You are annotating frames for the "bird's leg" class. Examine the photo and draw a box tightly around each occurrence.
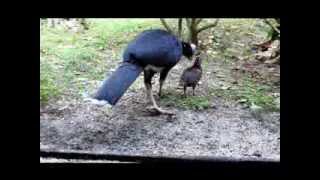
[192,86,196,96]
[158,69,170,98]
[144,70,173,115]
[145,82,174,115]
[145,83,158,109]
[158,80,163,98]
[183,86,187,98]
[144,70,155,105]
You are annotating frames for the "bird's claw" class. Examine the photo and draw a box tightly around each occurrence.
[146,106,175,115]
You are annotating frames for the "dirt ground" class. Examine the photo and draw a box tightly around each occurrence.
[40,53,280,162]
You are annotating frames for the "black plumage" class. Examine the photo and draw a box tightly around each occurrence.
[180,56,202,97]
[94,29,196,114]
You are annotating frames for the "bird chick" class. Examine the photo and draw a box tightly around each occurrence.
[179,55,202,97]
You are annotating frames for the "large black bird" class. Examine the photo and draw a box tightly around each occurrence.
[93,29,196,114]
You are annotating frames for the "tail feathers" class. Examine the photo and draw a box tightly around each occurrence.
[94,62,143,105]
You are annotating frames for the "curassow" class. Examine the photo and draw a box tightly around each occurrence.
[179,55,202,97]
[93,29,196,114]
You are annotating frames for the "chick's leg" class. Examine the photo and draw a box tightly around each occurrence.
[192,86,196,96]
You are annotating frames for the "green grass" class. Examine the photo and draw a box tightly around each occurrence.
[86,19,162,50]
[158,80,276,111]
[238,78,277,111]
[209,78,278,111]
[40,59,61,103]
[160,90,211,110]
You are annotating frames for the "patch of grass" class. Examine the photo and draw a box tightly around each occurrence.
[160,91,211,110]
[40,59,61,103]
[210,88,237,101]
[209,78,278,111]
[87,19,162,50]
[58,47,98,73]
[238,78,277,111]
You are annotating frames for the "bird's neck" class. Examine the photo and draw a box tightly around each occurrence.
[192,59,202,69]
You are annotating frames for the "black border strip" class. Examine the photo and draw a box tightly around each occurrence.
[40,149,279,165]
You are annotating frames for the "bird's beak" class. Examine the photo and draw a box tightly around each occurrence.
[190,43,197,60]
[191,43,196,54]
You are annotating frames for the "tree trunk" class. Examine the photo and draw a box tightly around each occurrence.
[177,18,183,38]
[189,30,199,45]
[79,19,89,30]
[159,18,219,46]
[188,18,199,45]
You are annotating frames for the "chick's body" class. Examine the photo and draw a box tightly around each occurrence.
[180,56,202,96]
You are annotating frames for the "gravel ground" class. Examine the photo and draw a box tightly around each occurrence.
[40,93,280,161]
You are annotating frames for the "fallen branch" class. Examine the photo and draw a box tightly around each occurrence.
[197,19,220,33]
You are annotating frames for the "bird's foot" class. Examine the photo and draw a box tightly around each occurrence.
[83,97,113,116]
[146,106,175,115]
[84,97,110,107]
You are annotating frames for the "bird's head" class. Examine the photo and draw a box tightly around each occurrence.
[182,42,196,60]
[193,53,202,68]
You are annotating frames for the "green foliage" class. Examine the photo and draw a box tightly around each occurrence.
[266,28,274,39]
